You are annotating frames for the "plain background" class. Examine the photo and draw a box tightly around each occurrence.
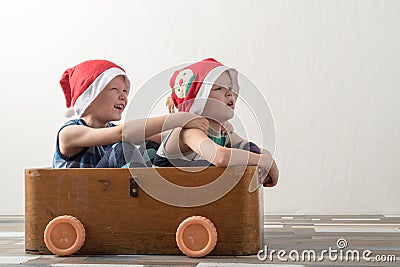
[0,0,399,215]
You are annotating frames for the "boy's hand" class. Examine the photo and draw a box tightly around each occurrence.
[258,153,279,187]
[166,96,175,113]
[221,121,234,135]
[183,117,209,133]
[258,167,278,187]
[262,173,278,187]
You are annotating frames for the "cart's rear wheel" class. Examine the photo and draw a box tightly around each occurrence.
[176,216,217,257]
[44,215,85,256]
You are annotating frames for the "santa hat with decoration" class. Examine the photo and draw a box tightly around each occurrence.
[60,59,130,118]
[169,58,239,115]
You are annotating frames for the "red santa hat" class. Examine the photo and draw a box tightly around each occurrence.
[170,58,239,114]
[60,59,130,117]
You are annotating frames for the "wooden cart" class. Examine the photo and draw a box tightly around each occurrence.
[25,166,263,257]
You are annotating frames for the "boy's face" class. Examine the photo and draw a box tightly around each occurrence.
[202,71,236,122]
[84,75,129,122]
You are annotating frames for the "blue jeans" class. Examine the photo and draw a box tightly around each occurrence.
[96,142,147,168]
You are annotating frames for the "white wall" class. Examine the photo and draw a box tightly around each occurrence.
[1,0,399,215]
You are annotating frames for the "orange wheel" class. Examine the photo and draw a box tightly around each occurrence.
[44,215,85,256]
[176,216,217,257]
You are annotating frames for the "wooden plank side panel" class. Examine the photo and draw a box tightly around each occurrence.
[25,167,263,255]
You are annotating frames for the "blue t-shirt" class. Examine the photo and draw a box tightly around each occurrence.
[52,119,115,168]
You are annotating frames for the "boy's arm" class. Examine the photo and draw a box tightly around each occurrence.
[181,128,274,169]
[230,132,279,187]
[123,112,208,145]
[59,112,208,156]
[59,125,124,157]
[145,133,162,144]
[196,129,279,187]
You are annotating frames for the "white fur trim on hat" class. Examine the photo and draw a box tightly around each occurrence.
[73,67,128,117]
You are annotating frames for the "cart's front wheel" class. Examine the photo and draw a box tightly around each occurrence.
[44,215,85,256]
[176,216,217,257]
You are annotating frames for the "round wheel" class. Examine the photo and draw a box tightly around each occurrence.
[176,216,217,257]
[44,215,85,256]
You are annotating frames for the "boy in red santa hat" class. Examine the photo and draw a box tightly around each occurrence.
[153,58,279,187]
[53,59,208,168]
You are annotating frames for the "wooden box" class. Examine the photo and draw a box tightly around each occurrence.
[25,166,263,255]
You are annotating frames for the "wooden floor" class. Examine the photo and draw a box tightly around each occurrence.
[0,215,399,266]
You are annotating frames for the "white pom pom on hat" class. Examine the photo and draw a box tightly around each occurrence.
[64,107,76,118]
[59,59,130,118]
